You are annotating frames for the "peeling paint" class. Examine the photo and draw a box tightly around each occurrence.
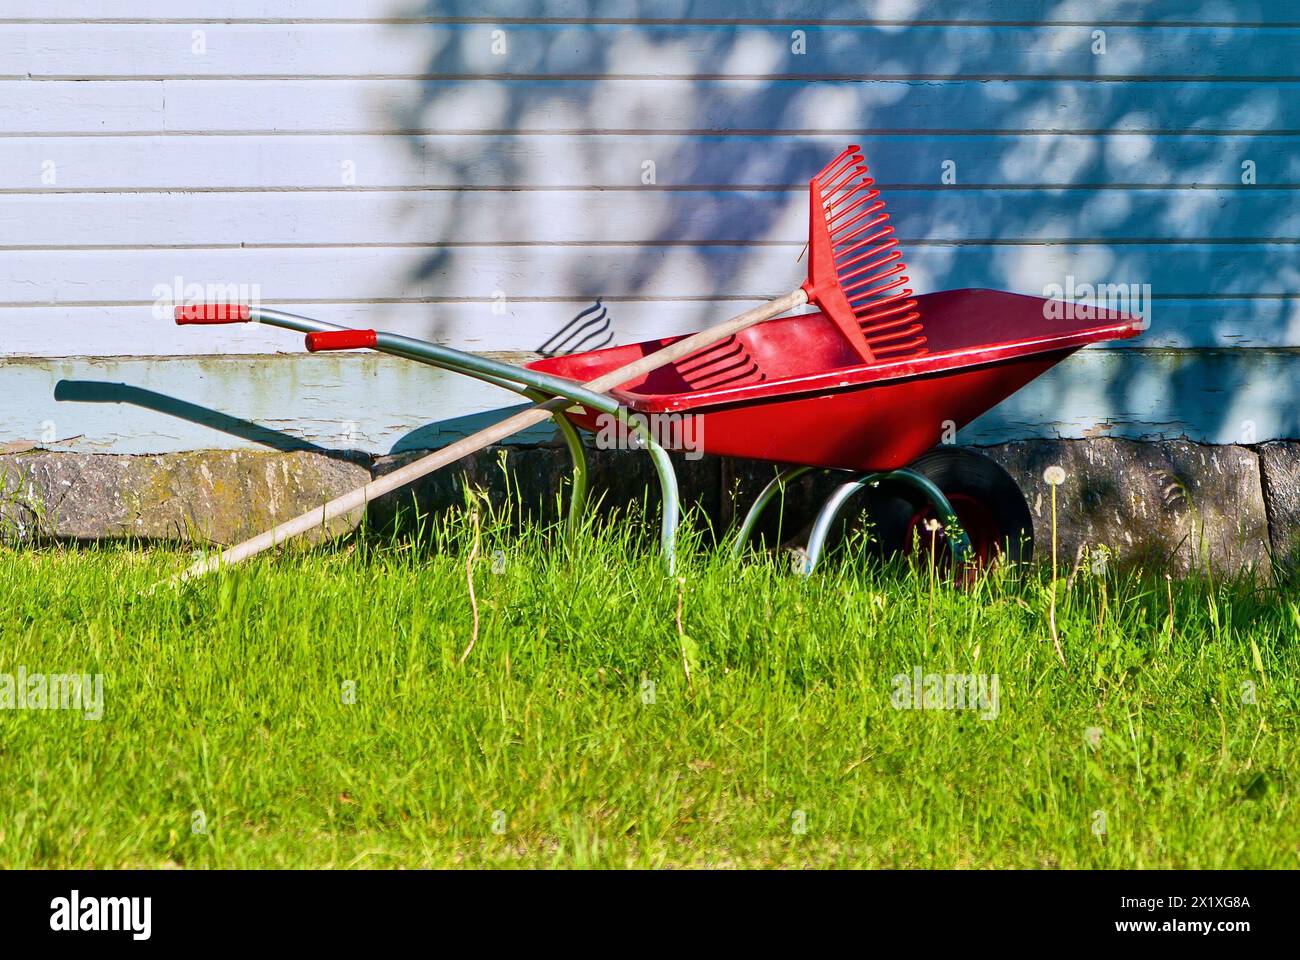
[5,351,1300,456]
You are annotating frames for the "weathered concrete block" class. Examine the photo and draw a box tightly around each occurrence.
[0,440,1284,577]
[368,442,724,533]
[979,439,1270,575]
[720,457,857,547]
[0,450,370,544]
[368,444,575,532]
[1259,441,1300,574]
[720,441,1273,574]
[585,447,724,524]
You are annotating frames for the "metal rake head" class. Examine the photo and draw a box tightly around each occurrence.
[801,145,925,363]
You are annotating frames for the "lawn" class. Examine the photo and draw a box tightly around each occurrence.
[1,503,1297,868]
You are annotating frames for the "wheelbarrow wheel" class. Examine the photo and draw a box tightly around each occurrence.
[871,448,1033,569]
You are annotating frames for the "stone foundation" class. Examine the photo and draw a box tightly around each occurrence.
[2,440,1296,576]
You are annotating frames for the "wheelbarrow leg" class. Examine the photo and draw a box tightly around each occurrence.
[556,416,591,541]
[802,468,972,575]
[520,398,676,573]
[523,388,589,540]
[731,465,817,558]
[803,473,879,574]
[624,417,680,574]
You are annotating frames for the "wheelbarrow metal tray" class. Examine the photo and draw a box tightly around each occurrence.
[527,288,1141,473]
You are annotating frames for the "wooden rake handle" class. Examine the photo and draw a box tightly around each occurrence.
[179,288,809,579]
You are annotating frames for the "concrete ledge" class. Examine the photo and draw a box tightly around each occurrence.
[980,440,1271,575]
[368,446,725,532]
[1260,441,1300,575]
[1,440,1294,577]
[0,449,370,544]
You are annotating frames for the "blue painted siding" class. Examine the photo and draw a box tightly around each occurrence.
[1,2,1297,455]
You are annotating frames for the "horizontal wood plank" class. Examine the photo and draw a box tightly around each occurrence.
[1,298,1295,356]
[5,24,1300,79]
[3,188,1295,246]
[5,79,1296,134]
[4,349,1296,455]
[2,1,1297,26]
[3,133,1294,189]
[0,244,1292,305]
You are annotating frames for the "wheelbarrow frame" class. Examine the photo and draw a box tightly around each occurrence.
[212,307,973,572]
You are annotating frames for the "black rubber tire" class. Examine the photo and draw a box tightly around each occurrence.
[868,448,1034,567]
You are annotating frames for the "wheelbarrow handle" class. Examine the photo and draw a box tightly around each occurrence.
[174,303,251,323]
[176,288,809,580]
[305,329,377,351]
[174,303,623,412]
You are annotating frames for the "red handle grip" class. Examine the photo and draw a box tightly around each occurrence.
[305,329,377,352]
[175,303,251,324]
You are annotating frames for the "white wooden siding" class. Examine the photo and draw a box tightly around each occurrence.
[1,1,1297,454]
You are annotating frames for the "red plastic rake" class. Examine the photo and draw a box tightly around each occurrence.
[802,144,924,363]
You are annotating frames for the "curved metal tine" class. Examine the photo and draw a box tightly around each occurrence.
[731,465,817,558]
[565,328,615,355]
[250,307,617,414]
[556,306,615,355]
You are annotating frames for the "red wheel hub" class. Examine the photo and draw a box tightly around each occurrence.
[903,493,1003,570]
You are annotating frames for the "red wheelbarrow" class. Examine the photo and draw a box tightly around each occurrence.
[528,287,1139,570]
[172,145,1142,578]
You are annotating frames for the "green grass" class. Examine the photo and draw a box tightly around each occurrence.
[1,500,1298,869]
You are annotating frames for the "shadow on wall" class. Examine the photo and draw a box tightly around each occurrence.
[42,3,1298,457]
[52,381,355,459]
[386,1,1299,449]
